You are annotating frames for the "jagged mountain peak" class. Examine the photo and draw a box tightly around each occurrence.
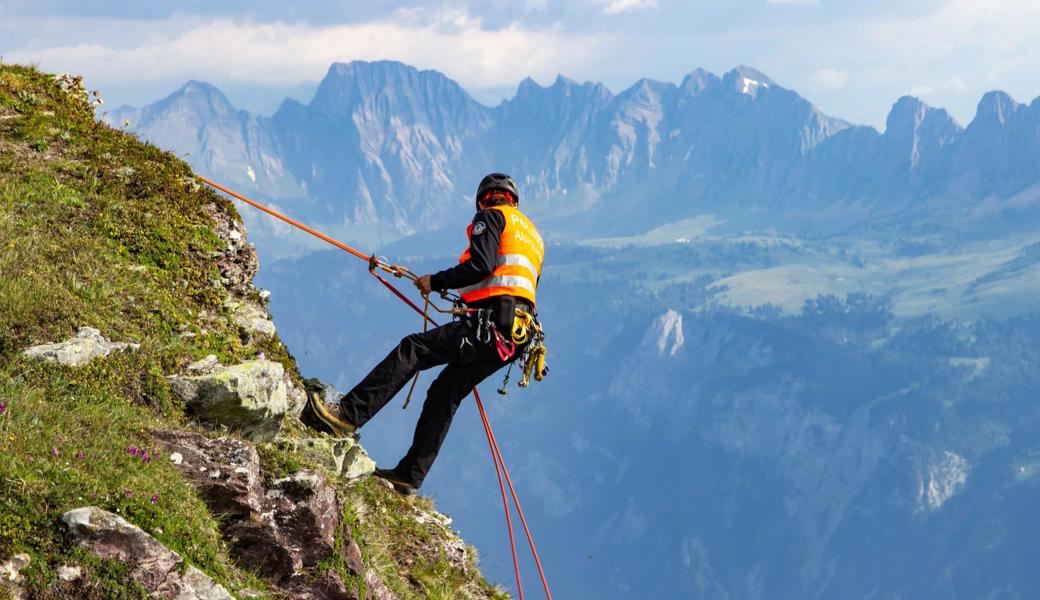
[158,79,235,112]
[972,90,1022,128]
[177,79,224,96]
[622,77,676,95]
[310,59,478,118]
[323,59,434,82]
[885,95,961,134]
[514,74,611,102]
[516,75,539,94]
[724,65,778,96]
[551,73,577,88]
[679,68,719,96]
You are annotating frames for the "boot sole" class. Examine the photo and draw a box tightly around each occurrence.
[306,391,359,440]
[373,470,418,496]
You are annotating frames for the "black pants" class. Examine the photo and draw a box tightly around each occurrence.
[339,318,520,487]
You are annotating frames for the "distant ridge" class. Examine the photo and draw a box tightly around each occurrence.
[105,60,1040,254]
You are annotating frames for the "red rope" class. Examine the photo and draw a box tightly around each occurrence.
[198,176,552,599]
[474,386,524,599]
[475,390,553,599]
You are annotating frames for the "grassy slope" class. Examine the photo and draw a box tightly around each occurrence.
[0,65,503,599]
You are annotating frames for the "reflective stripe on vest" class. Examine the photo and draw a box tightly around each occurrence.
[459,274,536,296]
[458,206,543,305]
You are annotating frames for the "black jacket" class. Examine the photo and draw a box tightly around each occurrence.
[429,208,506,292]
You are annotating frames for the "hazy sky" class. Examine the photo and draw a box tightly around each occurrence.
[2,0,1038,128]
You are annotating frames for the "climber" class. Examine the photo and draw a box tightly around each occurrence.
[308,173,544,495]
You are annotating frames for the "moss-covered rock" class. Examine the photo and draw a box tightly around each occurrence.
[22,326,139,366]
[169,359,289,441]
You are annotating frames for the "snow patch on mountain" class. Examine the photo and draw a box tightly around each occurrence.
[917,450,969,512]
[656,309,684,356]
[742,77,768,95]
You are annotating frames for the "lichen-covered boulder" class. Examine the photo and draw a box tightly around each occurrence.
[169,359,288,441]
[227,300,276,339]
[22,326,139,366]
[61,507,233,600]
[277,436,374,480]
[342,444,376,480]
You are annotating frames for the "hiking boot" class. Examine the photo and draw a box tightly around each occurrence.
[304,389,359,439]
[374,468,418,496]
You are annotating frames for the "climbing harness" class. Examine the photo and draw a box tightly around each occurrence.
[196,175,552,600]
[474,309,496,345]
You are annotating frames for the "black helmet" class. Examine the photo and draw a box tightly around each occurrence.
[475,173,519,210]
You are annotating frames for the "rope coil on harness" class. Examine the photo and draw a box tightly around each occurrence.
[196,175,552,600]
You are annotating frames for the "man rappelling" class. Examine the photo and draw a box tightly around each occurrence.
[308,173,545,495]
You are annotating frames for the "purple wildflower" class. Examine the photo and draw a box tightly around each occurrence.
[0,402,7,415]
[141,453,152,464]
[150,493,160,505]
[126,445,138,455]
[76,450,86,460]
[123,489,133,498]
[89,493,97,500]
[50,446,60,457]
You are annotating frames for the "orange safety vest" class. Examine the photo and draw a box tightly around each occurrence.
[457,205,544,306]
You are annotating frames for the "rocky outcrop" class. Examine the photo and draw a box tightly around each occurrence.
[252,472,344,578]
[153,430,382,599]
[276,437,375,480]
[61,506,233,599]
[152,430,264,520]
[227,299,276,340]
[169,358,290,441]
[22,326,139,366]
[203,201,259,298]
[364,569,397,600]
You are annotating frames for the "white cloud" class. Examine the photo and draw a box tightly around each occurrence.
[811,67,849,91]
[600,0,658,15]
[4,15,609,94]
[753,0,1040,125]
[909,75,969,98]
[5,0,1040,128]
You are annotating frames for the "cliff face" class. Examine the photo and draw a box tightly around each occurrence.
[0,66,502,600]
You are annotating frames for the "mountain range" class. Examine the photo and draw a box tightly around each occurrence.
[106,60,1040,257]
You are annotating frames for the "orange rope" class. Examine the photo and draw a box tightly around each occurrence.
[198,175,553,599]
[196,175,371,262]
